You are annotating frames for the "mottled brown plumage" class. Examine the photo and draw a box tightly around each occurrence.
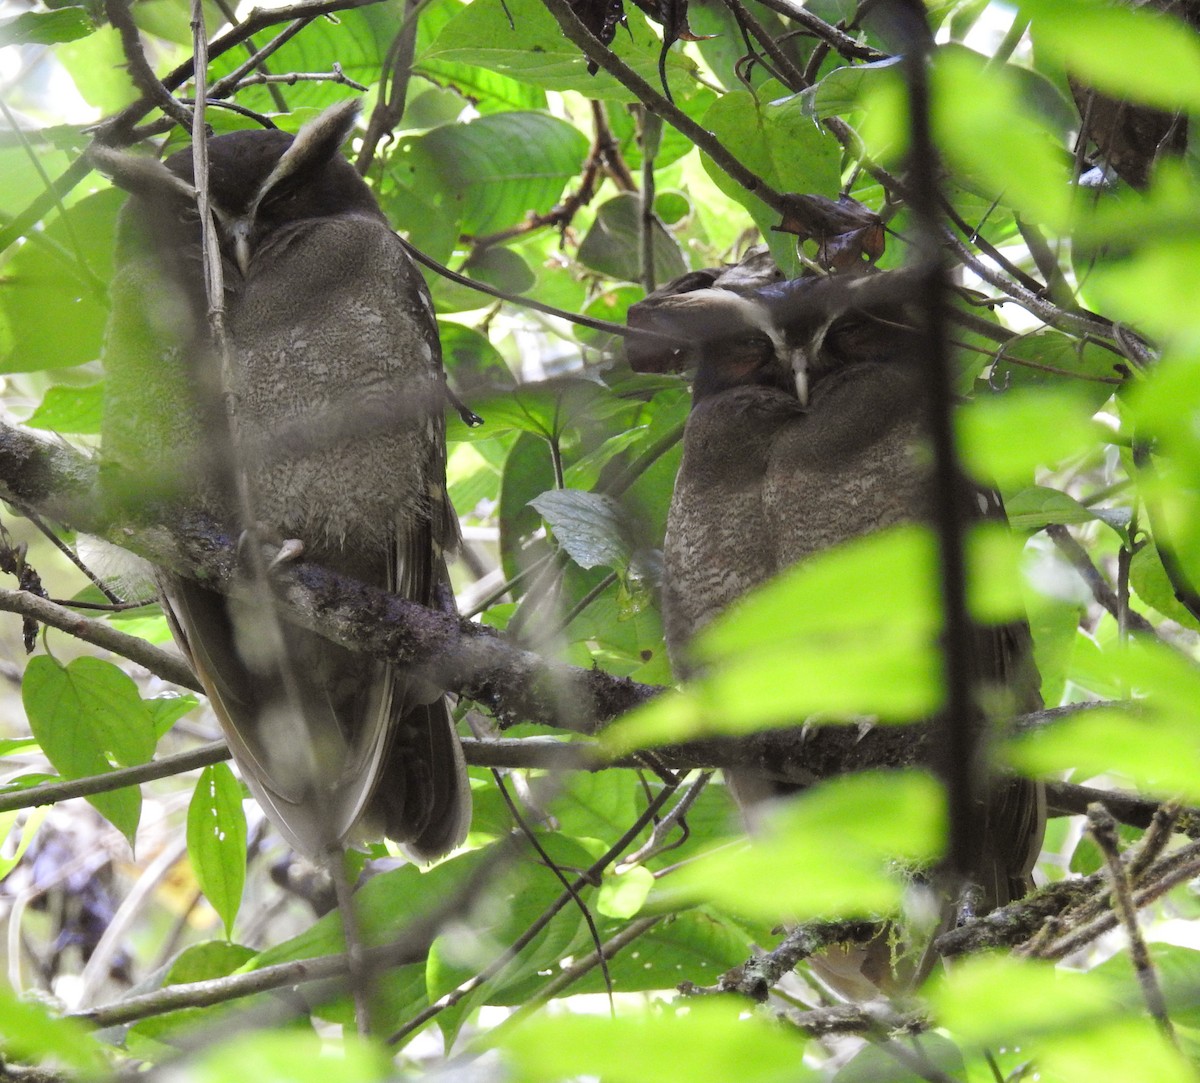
[647,271,1043,927]
[95,102,471,859]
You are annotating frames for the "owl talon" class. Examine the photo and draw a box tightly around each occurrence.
[269,538,305,569]
[234,528,305,573]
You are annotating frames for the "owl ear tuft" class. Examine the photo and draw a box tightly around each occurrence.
[255,98,362,205]
[88,145,198,205]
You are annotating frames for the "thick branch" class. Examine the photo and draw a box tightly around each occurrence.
[0,421,658,731]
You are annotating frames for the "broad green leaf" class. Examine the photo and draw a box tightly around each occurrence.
[801,58,904,120]
[1008,638,1200,800]
[422,0,700,103]
[606,526,943,750]
[24,655,156,766]
[0,7,94,45]
[833,1034,965,1083]
[22,655,154,842]
[928,955,1116,1041]
[663,773,945,923]
[25,382,103,434]
[182,1030,388,1083]
[1,189,118,373]
[250,847,492,968]
[701,526,939,659]
[436,247,537,313]
[0,983,105,1072]
[1024,0,1200,112]
[502,998,813,1083]
[166,940,258,984]
[1005,485,1111,533]
[932,46,1072,229]
[989,330,1125,404]
[1085,236,1200,338]
[426,835,600,1043]
[561,906,757,996]
[148,693,199,738]
[576,193,687,284]
[1130,542,1200,630]
[530,488,633,572]
[207,5,397,113]
[958,387,1102,488]
[700,87,842,272]
[187,764,247,939]
[929,955,1193,1083]
[391,112,588,238]
[56,25,138,112]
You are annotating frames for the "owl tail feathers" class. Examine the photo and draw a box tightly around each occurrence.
[371,697,472,863]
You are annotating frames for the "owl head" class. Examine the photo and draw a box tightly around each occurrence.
[628,268,922,406]
[90,99,378,275]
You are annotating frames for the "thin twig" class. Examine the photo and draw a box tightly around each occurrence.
[105,0,193,128]
[0,589,198,691]
[1087,803,1176,1044]
[1046,524,1157,636]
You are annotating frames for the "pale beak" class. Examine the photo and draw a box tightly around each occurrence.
[790,348,810,407]
[229,217,254,276]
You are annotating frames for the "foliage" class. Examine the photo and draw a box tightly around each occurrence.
[1,0,1200,1079]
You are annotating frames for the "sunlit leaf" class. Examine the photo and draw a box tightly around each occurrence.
[187,764,247,939]
[502,998,813,1083]
[662,772,945,922]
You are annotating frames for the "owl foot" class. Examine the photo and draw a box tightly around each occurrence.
[235,527,306,573]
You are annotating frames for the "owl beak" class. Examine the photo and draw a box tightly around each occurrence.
[790,349,810,407]
[229,217,254,276]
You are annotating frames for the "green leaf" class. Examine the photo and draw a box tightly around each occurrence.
[56,25,139,112]
[502,998,813,1083]
[663,772,945,923]
[800,58,904,120]
[148,693,199,739]
[700,87,842,273]
[958,387,1102,488]
[22,655,155,842]
[166,939,258,984]
[422,0,700,103]
[597,864,654,919]
[928,955,1193,1083]
[0,190,119,373]
[0,983,105,1072]
[576,193,687,284]
[0,7,95,45]
[25,382,103,434]
[1131,542,1200,629]
[530,488,633,572]
[0,806,47,881]
[1005,485,1112,533]
[1024,0,1200,112]
[187,764,247,938]
[1007,639,1200,800]
[932,46,1072,229]
[181,1030,388,1083]
[391,112,588,237]
[606,526,943,752]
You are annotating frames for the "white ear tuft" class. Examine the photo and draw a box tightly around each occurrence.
[87,145,198,204]
[254,99,363,206]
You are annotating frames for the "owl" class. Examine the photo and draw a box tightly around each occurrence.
[93,101,471,860]
[634,270,1044,945]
